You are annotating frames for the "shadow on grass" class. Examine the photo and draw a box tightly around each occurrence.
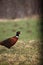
[38,0,43,65]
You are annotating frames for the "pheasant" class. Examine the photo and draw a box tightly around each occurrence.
[0,31,20,49]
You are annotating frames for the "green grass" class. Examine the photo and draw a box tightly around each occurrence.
[0,18,41,65]
[0,18,40,41]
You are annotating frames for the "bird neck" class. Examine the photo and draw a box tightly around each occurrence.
[16,36,19,38]
[16,33,19,38]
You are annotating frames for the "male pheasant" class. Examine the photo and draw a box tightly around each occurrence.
[0,31,20,49]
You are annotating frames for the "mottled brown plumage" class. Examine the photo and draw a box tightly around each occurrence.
[0,31,20,48]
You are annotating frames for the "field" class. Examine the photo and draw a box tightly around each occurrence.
[0,18,42,65]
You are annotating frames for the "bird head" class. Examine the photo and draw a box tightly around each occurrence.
[16,31,20,37]
[16,31,20,34]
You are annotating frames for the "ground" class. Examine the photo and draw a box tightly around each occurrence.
[0,17,42,65]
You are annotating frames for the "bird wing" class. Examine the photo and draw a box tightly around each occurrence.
[0,37,18,48]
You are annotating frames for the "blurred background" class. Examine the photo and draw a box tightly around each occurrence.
[0,0,42,65]
[0,0,41,19]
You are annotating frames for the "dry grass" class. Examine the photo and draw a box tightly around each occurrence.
[0,40,42,65]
